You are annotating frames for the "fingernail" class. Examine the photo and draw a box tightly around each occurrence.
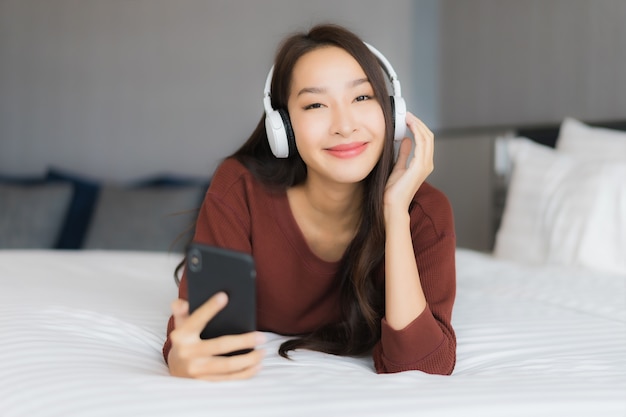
[215,291,228,304]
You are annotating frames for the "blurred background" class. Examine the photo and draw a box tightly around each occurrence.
[1,0,624,250]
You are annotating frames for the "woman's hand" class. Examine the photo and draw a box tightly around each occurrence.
[384,112,434,218]
[167,292,266,381]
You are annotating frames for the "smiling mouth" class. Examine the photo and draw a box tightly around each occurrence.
[325,142,368,159]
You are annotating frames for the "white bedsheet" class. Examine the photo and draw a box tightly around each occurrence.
[0,249,624,417]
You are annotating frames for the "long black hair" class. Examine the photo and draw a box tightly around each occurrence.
[232,24,396,357]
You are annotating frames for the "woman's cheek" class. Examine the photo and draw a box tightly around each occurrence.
[293,112,329,141]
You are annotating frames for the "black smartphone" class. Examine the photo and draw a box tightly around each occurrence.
[186,243,256,355]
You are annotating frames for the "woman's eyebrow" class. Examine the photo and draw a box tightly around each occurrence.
[296,78,371,97]
[350,78,370,88]
[297,86,325,97]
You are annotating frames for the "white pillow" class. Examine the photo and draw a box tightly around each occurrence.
[574,163,626,275]
[493,138,626,275]
[556,117,626,162]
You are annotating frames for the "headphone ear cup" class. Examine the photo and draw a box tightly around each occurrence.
[390,95,407,141]
[265,109,290,158]
[278,109,296,156]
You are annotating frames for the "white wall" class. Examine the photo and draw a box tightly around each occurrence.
[438,0,626,129]
[428,130,503,251]
[0,0,421,181]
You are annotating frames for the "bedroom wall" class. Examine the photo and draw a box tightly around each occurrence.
[438,0,626,129]
[2,1,625,251]
[0,0,423,181]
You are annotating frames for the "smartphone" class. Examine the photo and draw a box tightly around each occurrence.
[186,243,256,355]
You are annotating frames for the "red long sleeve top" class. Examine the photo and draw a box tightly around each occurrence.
[163,158,456,375]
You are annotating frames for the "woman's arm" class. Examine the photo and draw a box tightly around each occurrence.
[375,113,456,374]
[163,160,267,381]
[384,210,426,329]
[383,112,434,330]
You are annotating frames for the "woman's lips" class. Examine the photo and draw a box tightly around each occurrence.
[325,142,368,159]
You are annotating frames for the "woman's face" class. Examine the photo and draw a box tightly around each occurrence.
[287,46,386,186]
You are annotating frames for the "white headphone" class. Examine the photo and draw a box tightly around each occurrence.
[263,42,407,158]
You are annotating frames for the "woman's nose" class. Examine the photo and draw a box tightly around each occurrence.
[330,105,357,137]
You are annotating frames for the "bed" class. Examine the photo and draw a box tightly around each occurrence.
[1,118,625,417]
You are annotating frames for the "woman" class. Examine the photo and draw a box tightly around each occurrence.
[163,24,456,381]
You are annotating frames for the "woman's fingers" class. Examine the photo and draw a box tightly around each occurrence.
[171,298,189,329]
[191,348,266,379]
[187,331,266,357]
[405,111,430,135]
[404,112,434,173]
[173,333,266,381]
[406,112,433,148]
[168,294,267,381]
[181,292,228,334]
[169,292,227,346]
[393,137,412,170]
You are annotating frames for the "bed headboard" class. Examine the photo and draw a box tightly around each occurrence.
[515,119,626,148]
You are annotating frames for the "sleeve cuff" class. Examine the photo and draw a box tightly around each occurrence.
[379,307,444,366]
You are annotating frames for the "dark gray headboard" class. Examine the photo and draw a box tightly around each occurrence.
[515,120,626,148]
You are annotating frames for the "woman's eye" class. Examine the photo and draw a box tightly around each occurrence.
[304,103,323,110]
[355,95,372,102]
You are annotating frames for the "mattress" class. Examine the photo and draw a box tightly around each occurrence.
[0,249,624,416]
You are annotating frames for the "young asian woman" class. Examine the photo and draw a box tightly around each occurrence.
[163,24,456,381]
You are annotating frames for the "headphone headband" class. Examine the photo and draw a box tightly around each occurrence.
[263,41,406,158]
[363,42,402,97]
[262,66,275,116]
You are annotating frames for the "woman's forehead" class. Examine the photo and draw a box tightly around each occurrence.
[290,46,367,91]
